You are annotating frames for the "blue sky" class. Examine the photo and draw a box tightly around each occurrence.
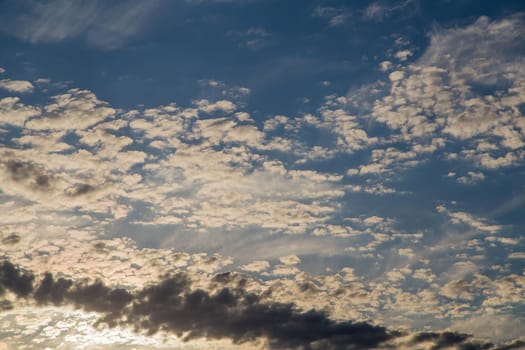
[1,1,525,349]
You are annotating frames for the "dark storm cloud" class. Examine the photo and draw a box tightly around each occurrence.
[1,260,524,350]
[3,159,53,190]
[411,331,472,349]
[29,271,397,349]
[33,273,73,305]
[410,331,499,350]
[66,183,96,196]
[1,233,21,245]
[129,275,396,349]
[0,261,34,297]
[496,341,525,350]
[5,160,34,180]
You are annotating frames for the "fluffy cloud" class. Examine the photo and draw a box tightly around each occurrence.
[370,15,525,169]
[456,171,486,185]
[0,79,34,93]
[26,88,115,130]
[0,97,41,127]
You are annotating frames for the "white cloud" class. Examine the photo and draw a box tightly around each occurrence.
[0,79,34,93]
[35,78,51,84]
[198,80,251,102]
[388,70,404,81]
[89,100,354,237]
[26,89,115,130]
[240,260,270,272]
[194,99,237,114]
[394,49,413,61]
[370,15,525,170]
[485,236,520,245]
[279,254,301,265]
[508,252,525,259]
[0,97,41,127]
[456,171,486,184]
[379,60,393,71]
[437,205,502,233]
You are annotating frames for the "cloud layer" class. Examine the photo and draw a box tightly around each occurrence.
[2,260,525,350]
[0,0,162,49]
[0,11,524,349]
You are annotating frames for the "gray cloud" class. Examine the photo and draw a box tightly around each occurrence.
[2,260,396,349]
[1,260,523,350]
[0,260,34,297]
[3,159,54,191]
[65,183,96,196]
[1,233,21,245]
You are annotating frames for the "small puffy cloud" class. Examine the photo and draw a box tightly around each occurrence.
[35,78,51,84]
[25,89,115,130]
[456,171,486,184]
[224,124,264,146]
[0,79,34,93]
[398,248,415,258]
[279,254,301,265]
[263,114,289,132]
[240,260,270,272]
[195,99,237,114]
[379,60,393,71]
[394,49,413,61]
[388,70,404,81]
[198,80,251,101]
[235,111,253,122]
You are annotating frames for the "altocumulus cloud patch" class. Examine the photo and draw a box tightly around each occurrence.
[1,1,525,349]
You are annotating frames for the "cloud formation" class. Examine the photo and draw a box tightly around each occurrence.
[0,79,34,93]
[0,0,162,49]
[369,15,525,170]
[2,260,524,350]
[1,11,525,349]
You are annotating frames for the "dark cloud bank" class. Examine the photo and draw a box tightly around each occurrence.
[1,260,524,350]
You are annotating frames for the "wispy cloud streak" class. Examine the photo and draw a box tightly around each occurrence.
[0,0,162,49]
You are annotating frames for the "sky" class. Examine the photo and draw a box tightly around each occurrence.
[1,0,525,349]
